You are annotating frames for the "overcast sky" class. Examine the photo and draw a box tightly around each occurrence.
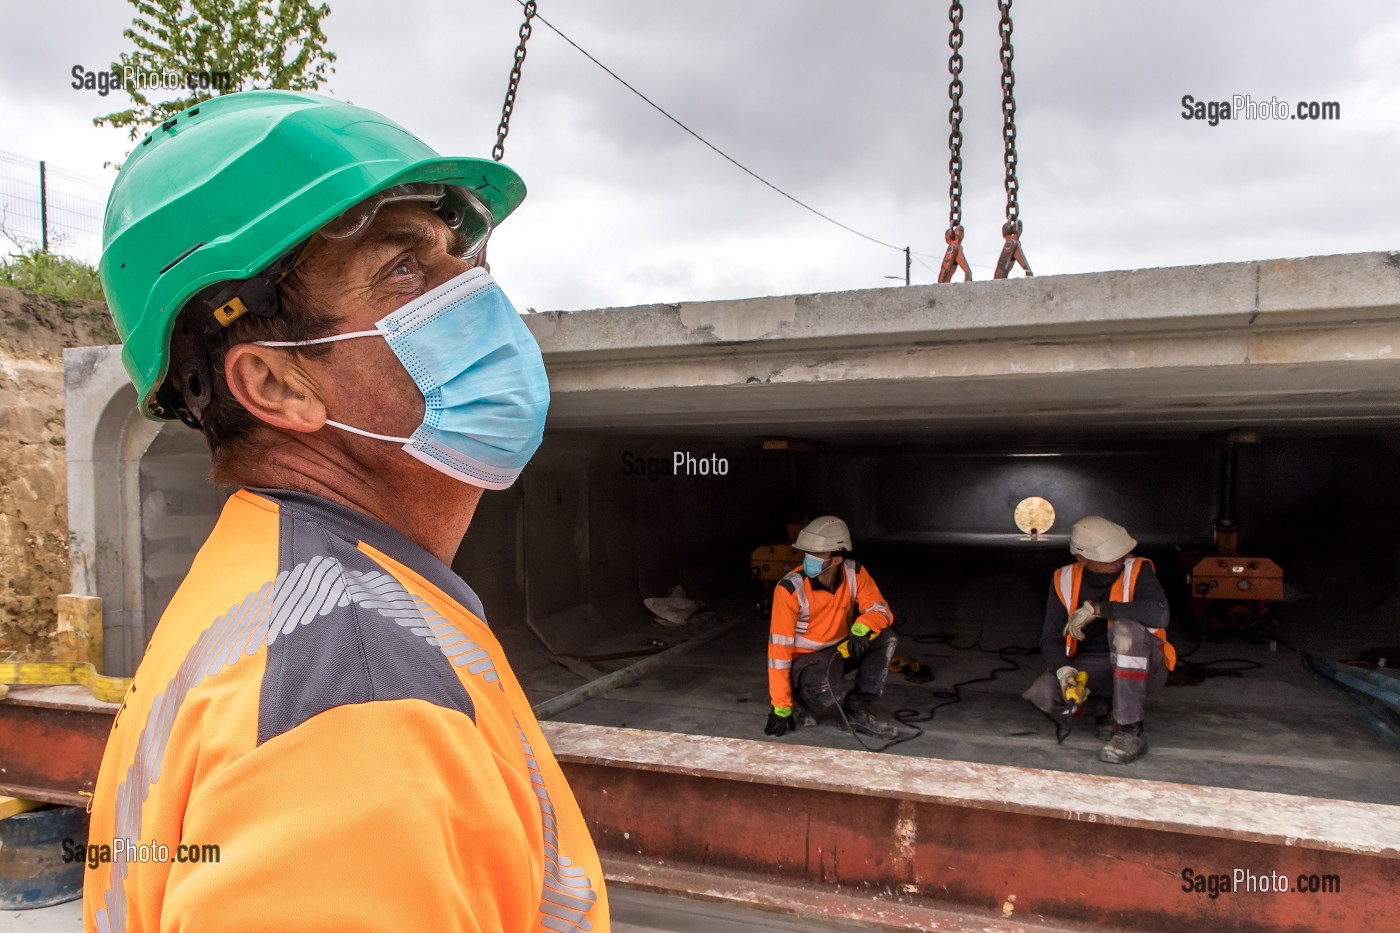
[1,0,1396,313]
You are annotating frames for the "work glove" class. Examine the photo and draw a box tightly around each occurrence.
[765,706,797,736]
[1063,603,1098,642]
[1057,666,1089,705]
[837,622,879,660]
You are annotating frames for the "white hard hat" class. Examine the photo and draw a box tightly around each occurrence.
[1069,515,1137,563]
[794,515,852,553]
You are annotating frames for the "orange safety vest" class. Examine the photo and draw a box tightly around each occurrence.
[767,560,893,709]
[84,489,607,933]
[1052,557,1176,670]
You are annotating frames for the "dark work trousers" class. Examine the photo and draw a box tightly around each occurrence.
[791,628,897,712]
[1022,619,1167,725]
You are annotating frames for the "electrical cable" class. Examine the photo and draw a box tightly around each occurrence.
[512,0,917,255]
[889,630,1039,731]
[809,648,925,754]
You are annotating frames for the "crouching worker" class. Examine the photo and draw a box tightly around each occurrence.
[764,516,900,739]
[1023,515,1176,764]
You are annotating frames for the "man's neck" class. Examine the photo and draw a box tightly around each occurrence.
[223,440,482,565]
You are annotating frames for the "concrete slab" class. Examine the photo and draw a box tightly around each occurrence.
[529,251,1400,439]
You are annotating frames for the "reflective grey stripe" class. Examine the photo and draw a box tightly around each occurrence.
[518,724,599,931]
[785,565,860,636]
[787,569,811,634]
[1055,565,1075,610]
[768,658,792,670]
[350,577,501,684]
[867,600,892,623]
[769,634,795,647]
[1122,557,1139,600]
[795,635,842,651]
[96,558,502,933]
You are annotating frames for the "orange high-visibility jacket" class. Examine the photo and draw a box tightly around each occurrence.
[1052,557,1177,670]
[767,560,893,709]
[83,489,608,933]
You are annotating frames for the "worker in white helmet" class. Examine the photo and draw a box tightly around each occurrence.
[1022,515,1177,764]
[764,516,900,739]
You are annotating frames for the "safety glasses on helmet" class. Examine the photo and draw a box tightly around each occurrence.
[318,183,494,259]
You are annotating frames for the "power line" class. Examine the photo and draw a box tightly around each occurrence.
[516,1,910,254]
[912,247,995,274]
[911,253,940,279]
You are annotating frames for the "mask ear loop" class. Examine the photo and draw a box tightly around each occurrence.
[323,421,413,444]
[255,329,381,347]
[252,329,413,443]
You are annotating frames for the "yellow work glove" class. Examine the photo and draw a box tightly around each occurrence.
[1063,603,1098,642]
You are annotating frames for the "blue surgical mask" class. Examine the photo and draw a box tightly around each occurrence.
[802,554,827,578]
[257,267,549,490]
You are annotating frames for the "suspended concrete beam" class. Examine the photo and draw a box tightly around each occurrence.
[526,251,1400,438]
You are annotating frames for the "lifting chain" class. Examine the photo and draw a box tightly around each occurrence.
[493,1,538,163]
[937,0,971,283]
[994,0,1032,278]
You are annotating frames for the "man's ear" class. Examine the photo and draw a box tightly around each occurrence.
[223,343,327,434]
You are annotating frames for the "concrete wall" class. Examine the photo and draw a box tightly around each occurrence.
[64,346,163,675]
[799,449,1220,548]
[515,436,793,655]
[138,427,231,648]
[1239,438,1400,609]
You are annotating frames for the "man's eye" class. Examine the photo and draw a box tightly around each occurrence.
[391,260,414,276]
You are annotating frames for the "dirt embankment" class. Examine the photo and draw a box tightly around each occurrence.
[0,285,116,658]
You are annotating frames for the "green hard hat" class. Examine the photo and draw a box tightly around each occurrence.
[99,89,527,421]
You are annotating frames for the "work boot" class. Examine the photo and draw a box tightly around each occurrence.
[1099,722,1148,764]
[842,697,899,739]
[1094,714,1115,742]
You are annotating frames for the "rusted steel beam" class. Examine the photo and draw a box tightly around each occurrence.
[5,687,1397,931]
[546,724,1400,933]
[0,686,116,807]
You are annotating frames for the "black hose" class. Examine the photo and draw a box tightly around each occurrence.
[889,629,1039,730]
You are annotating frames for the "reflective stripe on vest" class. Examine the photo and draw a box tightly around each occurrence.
[1054,557,1174,668]
[783,563,860,651]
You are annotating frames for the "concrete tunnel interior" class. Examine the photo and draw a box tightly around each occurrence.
[72,255,1400,810]
[121,414,1400,808]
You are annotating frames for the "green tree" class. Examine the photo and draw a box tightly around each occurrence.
[96,0,337,143]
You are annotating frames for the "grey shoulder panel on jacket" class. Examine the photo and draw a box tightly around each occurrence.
[257,508,476,746]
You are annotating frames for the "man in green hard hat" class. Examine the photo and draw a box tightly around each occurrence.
[83,91,608,932]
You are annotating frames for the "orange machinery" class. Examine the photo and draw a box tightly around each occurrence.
[1186,554,1284,636]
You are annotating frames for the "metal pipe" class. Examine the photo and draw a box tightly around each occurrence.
[532,616,742,721]
[1218,442,1237,523]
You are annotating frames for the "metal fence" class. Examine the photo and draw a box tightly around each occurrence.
[0,150,110,265]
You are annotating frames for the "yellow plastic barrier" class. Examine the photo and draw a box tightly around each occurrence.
[0,661,132,704]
